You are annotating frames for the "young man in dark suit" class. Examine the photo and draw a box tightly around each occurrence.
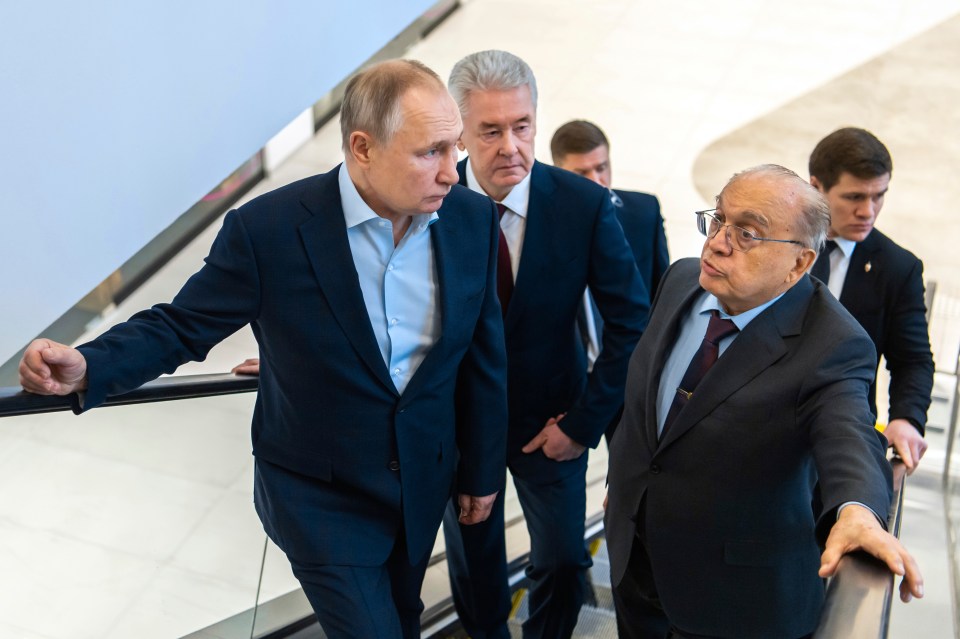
[18,59,508,639]
[605,164,923,639]
[809,127,934,473]
[440,50,649,639]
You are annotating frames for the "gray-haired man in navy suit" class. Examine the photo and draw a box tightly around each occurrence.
[441,49,649,639]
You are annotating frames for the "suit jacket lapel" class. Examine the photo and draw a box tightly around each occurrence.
[656,277,811,451]
[839,231,880,309]
[647,281,703,447]
[504,161,555,333]
[297,168,397,394]
[401,214,454,398]
[456,159,550,335]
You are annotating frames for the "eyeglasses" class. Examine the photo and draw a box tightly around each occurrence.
[695,209,804,253]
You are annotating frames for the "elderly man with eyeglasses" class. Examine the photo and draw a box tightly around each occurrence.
[604,164,923,639]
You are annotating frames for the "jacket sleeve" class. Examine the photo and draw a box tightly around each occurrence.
[806,328,893,542]
[883,257,934,434]
[650,198,670,297]
[561,194,649,448]
[76,210,260,410]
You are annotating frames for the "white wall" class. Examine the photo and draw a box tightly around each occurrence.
[0,1,434,364]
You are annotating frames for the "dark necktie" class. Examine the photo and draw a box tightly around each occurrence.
[495,203,514,317]
[811,239,837,284]
[661,310,739,440]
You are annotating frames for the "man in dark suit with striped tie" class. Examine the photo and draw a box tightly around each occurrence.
[809,127,934,473]
[606,164,923,639]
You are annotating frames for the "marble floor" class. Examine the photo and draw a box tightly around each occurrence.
[2,0,959,637]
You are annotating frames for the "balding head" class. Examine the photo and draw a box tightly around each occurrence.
[340,59,446,151]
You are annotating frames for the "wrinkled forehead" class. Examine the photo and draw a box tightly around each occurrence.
[718,175,797,228]
[397,86,462,132]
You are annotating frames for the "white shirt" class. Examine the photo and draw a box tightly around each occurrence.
[464,158,531,281]
[826,236,857,299]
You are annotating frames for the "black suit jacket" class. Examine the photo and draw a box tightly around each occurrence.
[458,159,649,480]
[819,229,934,432]
[612,188,669,297]
[74,166,508,566]
[606,258,891,638]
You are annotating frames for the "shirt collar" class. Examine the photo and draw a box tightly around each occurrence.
[697,291,785,331]
[831,236,857,259]
[465,158,531,218]
[339,163,439,230]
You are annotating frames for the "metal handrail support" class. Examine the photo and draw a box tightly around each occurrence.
[813,459,907,639]
[944,355,960,481]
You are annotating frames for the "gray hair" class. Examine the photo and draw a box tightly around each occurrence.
[340,59,444,151]
[720,164,830,251]
[448,50,538,116]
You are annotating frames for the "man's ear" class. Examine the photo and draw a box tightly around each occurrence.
[793,247,817,278]
[457,138,466,152]
[348,131,375,167]
[810,175,825,193]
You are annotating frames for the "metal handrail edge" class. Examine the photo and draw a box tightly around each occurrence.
[812,458,907,638]
[0,373,259,418]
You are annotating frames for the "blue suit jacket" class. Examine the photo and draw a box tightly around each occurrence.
[612,189,669,297]
[458,159,649,480]
[606,259,891,638]
[74,166,508,565]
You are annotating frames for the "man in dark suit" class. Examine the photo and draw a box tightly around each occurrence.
[550,119,669,297]
[605,164,923,639]
[18,59,508,639]
[440,50,649,639]
[551,119,669,441]
[809,127,934,473]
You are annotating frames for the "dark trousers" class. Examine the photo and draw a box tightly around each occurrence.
[255,460,426,639]
[443,461,592,639]
[291,536,428,639]
[611,528,671,639]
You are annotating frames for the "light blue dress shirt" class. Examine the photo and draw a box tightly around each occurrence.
[656,291,783,436]
[338,164,440,394]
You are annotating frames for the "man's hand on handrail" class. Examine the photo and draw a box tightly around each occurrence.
[19,339,88,395]
[883,418,928,475]
[231,358,261,376]
[819,503,923,603]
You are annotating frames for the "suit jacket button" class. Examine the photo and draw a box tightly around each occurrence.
[388,461,401,471]
[650,464,661,474]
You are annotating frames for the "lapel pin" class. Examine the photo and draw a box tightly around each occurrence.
[864,261,872,273]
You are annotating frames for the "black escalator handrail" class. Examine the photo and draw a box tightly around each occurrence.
[812,458,907,639]
[0,373,259,418]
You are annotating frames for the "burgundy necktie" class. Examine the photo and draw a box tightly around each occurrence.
[495,203,514,317]
[661,310,738,440]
